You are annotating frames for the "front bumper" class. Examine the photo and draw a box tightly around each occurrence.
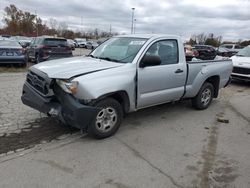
[21,82,99,130]
[231,66,250,81]
[0,55,27,64]
[231,73,250,81]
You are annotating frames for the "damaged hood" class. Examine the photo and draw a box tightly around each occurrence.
[231,56,250,68]
[31,56,123,79]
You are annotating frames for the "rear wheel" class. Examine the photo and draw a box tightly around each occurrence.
[192,82,214,110]
[88,98,123,139]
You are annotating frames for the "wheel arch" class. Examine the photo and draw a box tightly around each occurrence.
[204,75,220,98]
[94,91,130,113]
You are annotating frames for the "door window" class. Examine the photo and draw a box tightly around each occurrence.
[145,40,178,65]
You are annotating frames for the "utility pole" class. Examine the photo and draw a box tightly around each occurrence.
[81,16,83,37]
[131,8,135,34]
[109,24,112,36]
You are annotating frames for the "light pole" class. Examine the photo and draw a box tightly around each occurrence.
[131,8,135,34]
[134,19,137,34]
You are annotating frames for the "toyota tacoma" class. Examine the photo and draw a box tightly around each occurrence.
[21,34,233,139]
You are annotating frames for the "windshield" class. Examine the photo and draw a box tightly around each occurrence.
[90,37,147,63]
[236,46,250,57]
[44,39,67,46]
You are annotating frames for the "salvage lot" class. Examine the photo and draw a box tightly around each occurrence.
[0,54,250,187]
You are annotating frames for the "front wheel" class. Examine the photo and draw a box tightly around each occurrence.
[88,98,123,139]
[35,54,41,64]
[192,82,214,110]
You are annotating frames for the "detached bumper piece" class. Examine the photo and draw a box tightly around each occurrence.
[21,82,99,130]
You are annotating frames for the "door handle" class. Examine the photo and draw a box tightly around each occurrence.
[175,69,184,73]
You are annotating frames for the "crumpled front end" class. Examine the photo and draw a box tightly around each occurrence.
[21,70,99,130]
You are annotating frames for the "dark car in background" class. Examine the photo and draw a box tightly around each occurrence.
[0,39,27,66]
[193,45,217,60]
[27,37,72,63]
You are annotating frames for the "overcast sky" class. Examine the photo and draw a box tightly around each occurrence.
[1,0,250,41]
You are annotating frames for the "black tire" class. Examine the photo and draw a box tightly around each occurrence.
[20,63,27,68]
[192,82,214,110]
[35,54,40,64]
[88,98,123,139]
[29,57,35,63]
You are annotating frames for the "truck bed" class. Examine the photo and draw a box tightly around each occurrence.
[184,59,233,98]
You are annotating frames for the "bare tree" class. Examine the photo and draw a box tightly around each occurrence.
[217,36,223,43]
[57,21,68,36]
[196,33,207,45]
[49,18,58,30]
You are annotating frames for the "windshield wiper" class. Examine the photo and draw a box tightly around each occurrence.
[86,55,119,62]
[236,54,244,57]
[86,54,98,58]
[98,57,119,62]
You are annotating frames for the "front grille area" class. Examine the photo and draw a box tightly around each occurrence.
[233,67,250,75]
[26,71,49,95]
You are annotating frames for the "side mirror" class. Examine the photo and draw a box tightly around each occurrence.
[140,55,161,68]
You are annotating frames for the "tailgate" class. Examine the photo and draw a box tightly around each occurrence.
[44,38,72,55]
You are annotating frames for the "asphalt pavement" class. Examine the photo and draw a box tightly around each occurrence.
[0,71,249,188]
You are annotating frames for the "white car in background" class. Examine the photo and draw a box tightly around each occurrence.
[231,45,250,81]
[85,41,99,50]
[74,38,87,48]
[220,44,243,52]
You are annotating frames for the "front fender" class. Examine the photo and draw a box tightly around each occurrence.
[73,64,136,111]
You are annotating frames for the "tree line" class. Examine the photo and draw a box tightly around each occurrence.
[187,33,250,47]
[0,4,116,39]
[1,4,250,46]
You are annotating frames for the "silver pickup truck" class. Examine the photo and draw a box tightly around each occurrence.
[21,34,232,139]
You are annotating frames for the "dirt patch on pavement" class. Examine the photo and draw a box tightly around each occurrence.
[0,117,78,154]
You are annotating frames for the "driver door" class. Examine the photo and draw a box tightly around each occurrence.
[137,39,187,108]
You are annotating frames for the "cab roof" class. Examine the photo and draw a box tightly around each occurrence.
[116,34,180,40]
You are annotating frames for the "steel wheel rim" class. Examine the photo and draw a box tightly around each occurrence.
[95,107,117,133]
[201,88,211,106]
